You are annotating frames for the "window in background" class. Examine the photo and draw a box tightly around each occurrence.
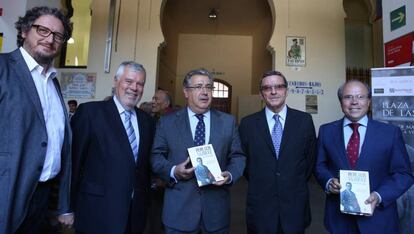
[60,0,92,68]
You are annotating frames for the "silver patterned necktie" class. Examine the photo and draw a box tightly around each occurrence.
[272,114,283,158]
[124,110,138,162]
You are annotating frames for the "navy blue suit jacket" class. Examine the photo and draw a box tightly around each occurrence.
[315,118,413,234]
[71,99,155,233]
[239,107,316,234]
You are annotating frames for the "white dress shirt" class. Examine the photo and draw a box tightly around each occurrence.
[20,47,65,181]
[187,108,211,145]
[343,115,368,155]
[265,104,287,134]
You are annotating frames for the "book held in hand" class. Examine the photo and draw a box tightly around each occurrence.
[187,144,224,187]
[339,170,372,215]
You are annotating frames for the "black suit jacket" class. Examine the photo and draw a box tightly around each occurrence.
[239,107,316,234]
[0,49,72,234]
[71,99,155,233]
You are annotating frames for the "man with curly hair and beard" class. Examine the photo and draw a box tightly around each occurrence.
[0,6,73,233]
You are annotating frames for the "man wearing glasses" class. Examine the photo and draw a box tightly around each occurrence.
[0,6,73,233]
[151,69,246,233]
[315,80,413,233]
[239,70,317,234]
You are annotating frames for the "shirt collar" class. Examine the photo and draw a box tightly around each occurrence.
[265,104,287,122]
[187,107,210,120]
[19,47,57,79]
[343,115,368,127]
[113,95,135,116]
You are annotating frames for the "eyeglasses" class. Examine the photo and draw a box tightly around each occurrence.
[260,84,287,92]
[342,95,369,102]
[186,85,215,92]
[32,24,66,43]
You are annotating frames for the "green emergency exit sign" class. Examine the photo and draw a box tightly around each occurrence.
[390,6,406,31]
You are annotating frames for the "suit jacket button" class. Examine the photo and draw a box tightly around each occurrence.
[41,142,47,147]
[38,166,43,172]
[276,172,281,176]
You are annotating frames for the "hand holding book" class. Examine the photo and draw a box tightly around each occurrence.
[187,144,224,187]
[173,157,196,180]
[212,171,231,186]
[364,192,380,216]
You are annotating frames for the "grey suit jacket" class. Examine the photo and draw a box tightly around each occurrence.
[0,49,72,234]
[151,108,246,232]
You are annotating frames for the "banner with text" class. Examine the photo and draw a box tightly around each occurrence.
[371,66,414,234]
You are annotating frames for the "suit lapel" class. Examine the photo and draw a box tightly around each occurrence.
[135,107,150,166]
[53,78,70,123]
[105,100,136,165]
[279,108,295,158]
[256,109,276,156]
[356,119,373,169]
[334,119,351,169]
[208,109,223,147]
[174,108,194,148]
[11,50,45,126]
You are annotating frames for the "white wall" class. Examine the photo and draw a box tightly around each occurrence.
[0,0,27,52]
[175,34,252,116]
[2,0,348,131]
[59,0,164,105]
[268,0,346,130]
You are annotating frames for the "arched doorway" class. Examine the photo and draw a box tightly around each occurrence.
[158,0,273,117]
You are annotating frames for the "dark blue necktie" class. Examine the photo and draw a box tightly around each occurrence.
[194,114,205,146]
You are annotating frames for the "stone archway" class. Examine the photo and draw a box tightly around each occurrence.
[157,0,274,116]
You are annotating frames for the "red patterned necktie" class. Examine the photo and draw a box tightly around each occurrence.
[346,123,360,168]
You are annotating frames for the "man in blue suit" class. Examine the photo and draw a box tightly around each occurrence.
[315,80,414,234]
[0,7,73,233]
[151,69,246,234]
[69,61,155,233]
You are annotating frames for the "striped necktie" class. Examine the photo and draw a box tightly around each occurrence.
[124,110,138,162]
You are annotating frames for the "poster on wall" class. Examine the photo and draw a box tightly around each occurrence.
[384,32,414,67]
[305,95,318,114]
[371,67,414,147]
[60,72,97,99]
[286,36,306,67]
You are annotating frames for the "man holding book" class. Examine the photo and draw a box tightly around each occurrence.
[315,80,413,234]
[151,68,245,234]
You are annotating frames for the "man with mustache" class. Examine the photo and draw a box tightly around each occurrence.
[0,6,73,233]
